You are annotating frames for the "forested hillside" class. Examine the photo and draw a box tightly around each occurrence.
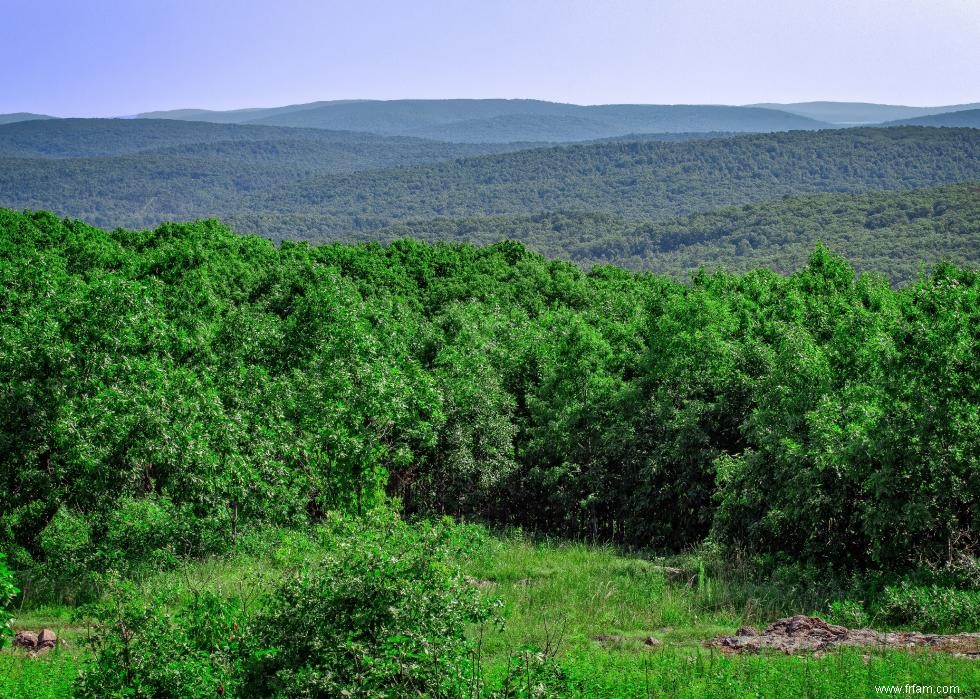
[3,127,978,243]
[370,183,980,284]
[883,109,980,128]
[231,127,980,236]
[0,117,524,160]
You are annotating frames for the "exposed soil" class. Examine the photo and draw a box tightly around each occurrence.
[707,615,980,659]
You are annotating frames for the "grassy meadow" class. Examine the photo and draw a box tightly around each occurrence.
[3,526,977,698]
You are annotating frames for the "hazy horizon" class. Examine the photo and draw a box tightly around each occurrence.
[4,0,979,117]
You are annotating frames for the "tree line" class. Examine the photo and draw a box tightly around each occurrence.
[1,209,977,584]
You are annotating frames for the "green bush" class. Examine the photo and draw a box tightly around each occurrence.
[0,552,17,648]
[103,496,179,571]
[75,578,244,699]
[827,599,869,628]
[875,583,980,633]
[33,508,99,602]
[241,512,496,698]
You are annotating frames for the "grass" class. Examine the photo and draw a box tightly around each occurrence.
[462,534,980,696]
[3,527,978,697]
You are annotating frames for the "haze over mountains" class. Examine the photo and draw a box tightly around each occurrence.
[748,101,980,125]
[881,108,980,129]
[132,98,980,143]
[0,112,54,125]
[3,98,979,143]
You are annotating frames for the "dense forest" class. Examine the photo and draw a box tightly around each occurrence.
[2,126,978,243]
[884,109,980,128]
[369,183,980,284]
[3,208,976,575]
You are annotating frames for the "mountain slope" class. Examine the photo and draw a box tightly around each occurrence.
[246,99,828,141]
[140,99,829,142]
[0,117,526,159]
[881,109,980,128]
[366,183,980,284]
[0,112,56,125]
[750,101,980,124]
[227,127,980,238]
[135,100,368,124]
[2,127,978,236]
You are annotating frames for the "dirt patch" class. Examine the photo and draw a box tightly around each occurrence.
[592,634,625,647]
[707,615,980,658]
[464,576,496,590]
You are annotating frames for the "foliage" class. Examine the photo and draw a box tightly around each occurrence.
[0,210,977,585]
[3,126,979,246]
[4,528,980,698]
[74,577,245,699]
[0,551,17,647]
[240,512,495,697]
[875,584,980,633]
[374,182,980,285]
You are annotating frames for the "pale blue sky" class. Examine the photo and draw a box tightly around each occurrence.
[3,0,978,116]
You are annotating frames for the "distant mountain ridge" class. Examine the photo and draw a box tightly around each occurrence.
[879,109,980,128]
[0,117,527,159]
[749,101,980,125]
[9,99,977,142]
[131,98,980,142]
[137,99,828,142]
[0,112,56,125]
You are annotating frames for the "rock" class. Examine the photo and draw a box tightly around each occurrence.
[37,629,57,648]
[644,635,662,648]
[12,631,37,649]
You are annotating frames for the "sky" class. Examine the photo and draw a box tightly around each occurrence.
[2,0,979,117]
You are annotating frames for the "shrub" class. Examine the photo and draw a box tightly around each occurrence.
[875,583,980,633]
[33,507,98,602]
[827,599,869,628]
[0,552,17,648]
[75,578,244,699]
[102,496,180,573]
[241,513,496,698]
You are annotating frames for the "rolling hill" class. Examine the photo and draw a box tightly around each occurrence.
[365,183,980,284]
[0,117,526,160]
[2,127,978,239]
[881,109,980,128]
[749,101,980,125]
[228,127,980,239]
[140,99,829,142]
[0,112,55,125]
